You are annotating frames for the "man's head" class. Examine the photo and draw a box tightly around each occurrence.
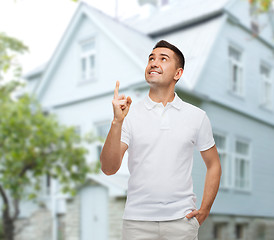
[153,40,185,70]
[145,40,185,87]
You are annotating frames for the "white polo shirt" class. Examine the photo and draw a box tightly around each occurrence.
[120,91,215,221]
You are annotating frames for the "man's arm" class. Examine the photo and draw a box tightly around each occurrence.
[186,144,222,225]
[100,81,132,176]
[100,120,128,175]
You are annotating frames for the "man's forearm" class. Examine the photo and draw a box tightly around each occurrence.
[200,163,222,212]
[100,119,123,175]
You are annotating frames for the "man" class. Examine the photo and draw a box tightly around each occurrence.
[100,40,222,240]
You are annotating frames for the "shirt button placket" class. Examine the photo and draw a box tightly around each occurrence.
[160,108,170,130]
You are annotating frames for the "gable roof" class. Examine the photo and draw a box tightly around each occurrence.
[125,0,232,35]
[124,14,226,92]
[174,15,225,90]
[23,62,47,80]
[33,2,154,100]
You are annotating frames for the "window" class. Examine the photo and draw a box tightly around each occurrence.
[260,65,272,109]
[213,133,229,188]
[235,224,248,240]
[213,223,227,240]
[229,46,243,96]
[80,38,96,81]
[257,224,266,240]
[234,140,251,190]
[46,173,51,195]
[41,173,51,196]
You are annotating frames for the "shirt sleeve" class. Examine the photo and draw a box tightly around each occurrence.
[120,115,131,147]
[195,113,215,151]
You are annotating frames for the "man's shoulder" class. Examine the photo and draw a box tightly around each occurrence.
[180,99,206,116]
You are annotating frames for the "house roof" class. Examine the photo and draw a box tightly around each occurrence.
[89,172,129,197]
[173,15,225,90]
[23,62,47,80]
[29,0,232,102]
[125,0,232,35]
[33,1,154,100]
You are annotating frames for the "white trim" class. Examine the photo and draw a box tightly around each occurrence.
[79,37,97,82]
[233,136,252,192]
[213,130,230,190]
[259,63,273,110]
[227,44,245,98]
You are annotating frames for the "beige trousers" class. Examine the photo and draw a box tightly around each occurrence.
[122,216,200,240]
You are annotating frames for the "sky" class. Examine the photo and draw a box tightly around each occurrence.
[0,0,140,75]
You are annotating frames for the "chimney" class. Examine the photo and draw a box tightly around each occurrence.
[138,0,158,7]
[137,0,157,19]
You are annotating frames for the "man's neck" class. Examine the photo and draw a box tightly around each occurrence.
[148,89,175,107]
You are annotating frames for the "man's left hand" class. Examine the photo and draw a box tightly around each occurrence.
[185,209,210,226]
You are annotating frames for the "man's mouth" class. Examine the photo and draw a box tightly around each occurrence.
[149,70,161,75]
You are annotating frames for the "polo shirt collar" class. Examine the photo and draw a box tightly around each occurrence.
[144,91,182,110]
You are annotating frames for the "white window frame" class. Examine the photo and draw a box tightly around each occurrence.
[260,64,273,110]
[213,132,229,189]
[233,138,251,192]
[228,45,244,97]
[80,37,96,82]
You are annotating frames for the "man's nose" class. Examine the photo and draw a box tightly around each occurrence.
[151,59,159,68]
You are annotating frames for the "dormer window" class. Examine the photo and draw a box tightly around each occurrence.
[80,38,96,81]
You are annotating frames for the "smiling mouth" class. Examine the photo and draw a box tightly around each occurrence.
[149,70,161,75]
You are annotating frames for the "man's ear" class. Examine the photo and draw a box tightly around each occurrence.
[174,68,183,81]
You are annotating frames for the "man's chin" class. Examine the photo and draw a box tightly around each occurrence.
[145,75,161,81]
[145,78,158,85]
[145,79,163,88]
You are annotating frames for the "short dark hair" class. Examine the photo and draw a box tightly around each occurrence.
[153,40,185,70]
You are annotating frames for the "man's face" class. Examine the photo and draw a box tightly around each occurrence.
[145,47,182,86]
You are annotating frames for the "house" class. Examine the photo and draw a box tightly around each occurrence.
[21,0,274,239]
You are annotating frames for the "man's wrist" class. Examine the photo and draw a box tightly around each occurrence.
[199,207,210,215]
[112,118,123,125]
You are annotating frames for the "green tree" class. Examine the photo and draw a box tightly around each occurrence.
[248,0,273,12]
[0,32,28,82]
[0,33,101,240]
[247,0,274,40]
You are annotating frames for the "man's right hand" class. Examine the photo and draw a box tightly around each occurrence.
[112,80,132,123]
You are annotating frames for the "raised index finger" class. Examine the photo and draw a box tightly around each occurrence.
[114,80,119,99]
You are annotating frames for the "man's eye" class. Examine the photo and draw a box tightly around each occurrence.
[149,58,154,61]
[162,58,167,61]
